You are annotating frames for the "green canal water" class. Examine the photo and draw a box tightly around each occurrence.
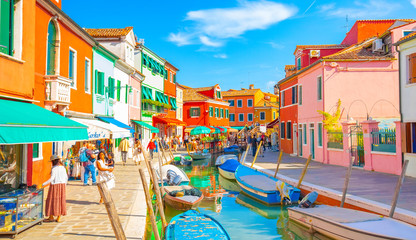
[146,155,332,240]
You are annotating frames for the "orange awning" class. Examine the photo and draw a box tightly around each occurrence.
[153,116,186,126]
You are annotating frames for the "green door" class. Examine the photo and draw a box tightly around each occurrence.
[46,21,57,75]
[310,128,315,159]
[299,128,303,156]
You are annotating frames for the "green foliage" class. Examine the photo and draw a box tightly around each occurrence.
[317,99,342,132]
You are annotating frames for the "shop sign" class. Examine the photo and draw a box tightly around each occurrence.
[88,130,108,139]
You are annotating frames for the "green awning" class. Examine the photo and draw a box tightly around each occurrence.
[132,120,159,133]
[147,88,154,100]
[142,86,150,100]
[231,126,244,130]
[0,99,88,144]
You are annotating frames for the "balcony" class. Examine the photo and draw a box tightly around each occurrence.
[44,75,72,112]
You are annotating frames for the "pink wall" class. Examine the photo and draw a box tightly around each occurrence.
[298,48,345,69]
[129,77,141,121]
[390,22,416,56]
[327,149,345,166]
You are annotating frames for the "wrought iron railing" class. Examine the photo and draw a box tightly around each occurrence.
[371,128,396,153]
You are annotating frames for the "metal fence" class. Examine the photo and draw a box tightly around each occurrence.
[327,132,343,149]
[371,128,396,153]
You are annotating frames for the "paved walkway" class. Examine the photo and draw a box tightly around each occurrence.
[244,149,416,213]
[16,160,149,240]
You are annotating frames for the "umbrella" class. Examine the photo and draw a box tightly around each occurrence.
[190,126,212,135]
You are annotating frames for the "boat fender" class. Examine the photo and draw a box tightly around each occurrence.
[299,191,318,208]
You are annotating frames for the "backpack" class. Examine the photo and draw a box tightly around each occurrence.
[79,149,89,162]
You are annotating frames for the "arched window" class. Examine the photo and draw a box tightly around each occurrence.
[46,21,57,75]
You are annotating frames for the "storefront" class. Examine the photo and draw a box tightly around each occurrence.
[131,120,159,149]
[0,99,88,234]
[153,116,186,139]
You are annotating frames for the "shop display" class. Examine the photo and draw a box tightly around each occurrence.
[0,188,43,237]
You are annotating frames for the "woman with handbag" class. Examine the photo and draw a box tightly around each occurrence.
[96,150,115,204]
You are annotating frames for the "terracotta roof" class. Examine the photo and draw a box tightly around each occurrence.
[323,37,394,60]
[84,27,133,38]
[293,44,347,55]
[192,86,216,92]
[263,92,278,98]
[285,65,296,70]
[222,89,260,97]
[255,99,279,108]
[183,88,208,101]
[396,31,416,45]
[355,19,414,23]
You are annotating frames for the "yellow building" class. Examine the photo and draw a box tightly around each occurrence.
[254,92,279,126]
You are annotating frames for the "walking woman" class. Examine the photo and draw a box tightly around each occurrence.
[96,150,115,204]
[147,139,156,159]
[43,155,68,223]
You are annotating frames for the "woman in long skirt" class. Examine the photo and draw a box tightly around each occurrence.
[42,155,68,222]
[96,150,115,204]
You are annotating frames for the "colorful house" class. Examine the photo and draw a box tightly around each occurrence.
[395,30,416,177]
[182,84,230,131]
[254,92,279,126]
[176,84,185,138]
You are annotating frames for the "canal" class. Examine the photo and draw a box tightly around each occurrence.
[145,154,332,240]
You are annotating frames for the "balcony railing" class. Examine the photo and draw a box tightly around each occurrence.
[44,75,72,112]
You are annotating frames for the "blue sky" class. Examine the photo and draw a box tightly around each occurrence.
[64,0,416,93]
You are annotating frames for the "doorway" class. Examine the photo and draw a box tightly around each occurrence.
[299,125,303,156]
[310,123,315,159]
[293,124,297,155]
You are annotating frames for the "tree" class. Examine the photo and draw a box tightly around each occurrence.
[317,99,342,132]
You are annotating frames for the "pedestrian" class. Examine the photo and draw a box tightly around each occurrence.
[119,137,130,166]
[132,140,143,165]
[83,148,97,186]
[147,138,156,159]
[107,152,115,167]
[184,134,189,147]
[42,155,68,223]
[172,136,178,152]
[251,135,257,157]
[261,134,266,152]
[96,150,115,204]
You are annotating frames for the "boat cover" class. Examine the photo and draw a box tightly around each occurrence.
[219,159,240,173]
[239,175,277,191]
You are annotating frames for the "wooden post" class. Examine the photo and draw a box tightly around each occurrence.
[157,139,168,164]
[138,168,161,240]
[150,165,168,228]
[296,155,312,189]
[340,156,354,208]
[389,160,409,218]
[97,182,126,240]
[241,144,250,165]
[159,139,171,164]
[274,151,284,178]
[250,142,262,168]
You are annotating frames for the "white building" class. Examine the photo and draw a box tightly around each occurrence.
[176,83,184,139]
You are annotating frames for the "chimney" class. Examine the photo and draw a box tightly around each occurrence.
[249,84,254,89]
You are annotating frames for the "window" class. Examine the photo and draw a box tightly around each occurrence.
[209,107,213,117]
[281,91,285,107]
[69,48,77,88]
[404,31,414,37]
[260,112,266,120]
[318,123,323,147]
[281,122,285,139]
[116,80,121,101]
[217,91,221,99]
[237,99,243,108]
[297,57,301,70]
[1,0,20,56]
[220,108,224,118]
[95,70,105,95]
[405,123,416,153]
[303,124,307,144]
[215,108,219,117]
[125,84,129,103]
[190,107,200,117]
[173,74,176,83]
[225,109,229,118]
[287,122,292,139]
[230,114,235,122]
[273,111,276,120]
[408,53,416,84]
[228,100,235,106]
[46,21,57,74]
[238,113,244,122]
[108,77,115,99]
[32,143,43,160]
[248,113,253,122]
[84,59,91,93]
[317,76,322,100]
[299,85,302,105]
[247,99,253,107]
[292,86,297,104]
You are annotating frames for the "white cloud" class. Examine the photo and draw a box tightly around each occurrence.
[267,41,284,49]
[168,0,297,47]
[411,0,416,8]
[319,0,400,19]
[266,80,277,90]
[214,54,228,59]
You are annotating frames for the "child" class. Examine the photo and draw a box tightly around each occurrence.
[106,152,115,167]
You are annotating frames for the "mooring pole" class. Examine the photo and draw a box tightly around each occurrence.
[389,160,409,218]
[250,142,262,168]
[296,155,312,189]
[242,144,250,165]
[274,151,284,178]
[139,168,161,240]
[340,156,354,208]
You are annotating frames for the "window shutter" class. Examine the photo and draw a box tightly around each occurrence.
[32,143,39,159]
[117,80,121,101]
[0,0,12,55]
[94,70,98,94]
[98,72,105,95]
[173,74,176,83]
[299,86,302,105]
[226,109,229,118]
[410,53,416,84]
[125,84,128,103]
[317,77,322,100]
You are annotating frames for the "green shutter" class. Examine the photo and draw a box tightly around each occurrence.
[117,80,121,101]
[108,77,115,99]
[318,123,323,146]
[46,21,57,74]
[209,107,213,117]
[125,84,128,103]
[69,50,74,80]
[220,109,224,118]
[0,0,12,55]
[32,143,39,159]
[98,72,105,95]
[226,109,229,118]
[173,74,176,83]
[317,77,322,100]
[299,86,302,105]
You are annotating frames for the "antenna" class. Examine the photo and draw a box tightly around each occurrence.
[344,15,349,34]
[138,39,145,45]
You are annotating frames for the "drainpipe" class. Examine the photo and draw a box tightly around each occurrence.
[395,45,404,165]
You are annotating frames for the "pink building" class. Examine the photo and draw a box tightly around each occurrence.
[129,73,145,138]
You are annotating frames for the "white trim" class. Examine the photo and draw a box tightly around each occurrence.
[69,47,77,89]
[298,84,303,106]
[327,148,343,152]
[286,121,292,140]
[238,113,244,122]
[247,113,253,122]
[280,103,298,109]
[45,18,61,76]
[280,84,298,92]
[84,57,91,94]
[32,143,43,161]
[229,113,235,122]
[371,151,397,156]
[247,99,253,107]
[317,75,322,101]
[280,121,285,139]
[13,0,23,60]
[206,99,230,106]
[317,122,323,147]
[237,99,243,108]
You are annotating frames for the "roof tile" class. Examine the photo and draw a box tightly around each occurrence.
[84,27,133,38]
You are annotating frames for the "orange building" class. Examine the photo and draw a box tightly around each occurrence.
[182,84,230,131]
[32,0,96,185]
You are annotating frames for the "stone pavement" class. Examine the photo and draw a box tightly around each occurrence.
[244,149,416,213]
[16,160,149,240]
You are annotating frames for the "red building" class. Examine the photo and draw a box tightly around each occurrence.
[182,84,230,131]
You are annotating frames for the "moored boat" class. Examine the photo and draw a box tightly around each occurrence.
[215,154,238,165]
[288,205,416,240]
[165,210,231,240]
[157,165,190,186]
[164,185,204,211]
[218,174,240,192]
[218,159,240,180]
[235,165,301,205]
[190,152,211,160]
[223,145,240,154]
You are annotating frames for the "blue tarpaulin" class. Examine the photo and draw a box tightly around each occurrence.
[97,117,135,135]
[219,159,240,173]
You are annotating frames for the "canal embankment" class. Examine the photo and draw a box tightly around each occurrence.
[245,150,416,225]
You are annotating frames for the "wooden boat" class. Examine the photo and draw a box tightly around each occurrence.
[164,185,204,211]
[218,159,240,180]
[215,154,238,165]
[165,210,231,240]
[235,165,301,205]
[288,205,416,240]
[173,154,192,166]
[157,165,190,186]
[190,152,211,160]
[235,193,281,219]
